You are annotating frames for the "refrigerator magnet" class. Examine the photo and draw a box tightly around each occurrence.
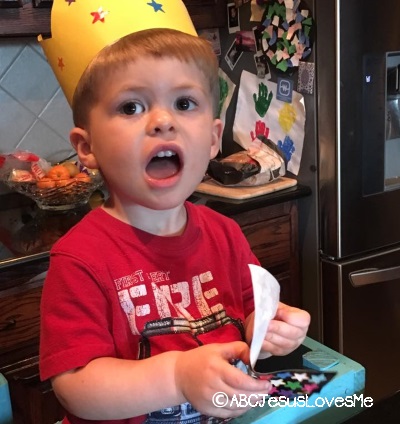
[297,61,315,94]
[227,3,240,34]
[259,0,314,74]
[225,39,243,70]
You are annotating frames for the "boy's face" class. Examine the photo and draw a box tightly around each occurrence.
[71,56,223,212]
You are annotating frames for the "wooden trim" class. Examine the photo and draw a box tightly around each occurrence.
[0,5,51,37]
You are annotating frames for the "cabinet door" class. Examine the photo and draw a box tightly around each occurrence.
[0,0,22,7]
[32,0,52,7]
[0,284,43,353]
[0,2,51,36]
[0,259,65,424]
[232,202,301,307]
[183,0,227,29]
[0,262,48,357]
[2,356,65,424]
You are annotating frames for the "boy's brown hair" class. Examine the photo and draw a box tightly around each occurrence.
[72,28,220,127]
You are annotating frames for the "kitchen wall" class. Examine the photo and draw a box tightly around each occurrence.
[0,38,75,193]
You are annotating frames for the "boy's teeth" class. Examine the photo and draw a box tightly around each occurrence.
[155,150,175,158]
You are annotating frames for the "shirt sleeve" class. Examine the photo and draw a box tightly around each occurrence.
[40,251,116,381]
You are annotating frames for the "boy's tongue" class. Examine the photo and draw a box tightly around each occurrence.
[146,157,179,179]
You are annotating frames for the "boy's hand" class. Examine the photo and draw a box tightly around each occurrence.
[262,302,310,356]
[174,341,271,419]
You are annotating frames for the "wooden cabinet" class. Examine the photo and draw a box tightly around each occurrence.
[1,355,64,424]
[0,1,50,37]
[184,0,227,30]
[0,258,65,424]
[0,0,227,37]
[230,201,301,307]
[0,0,23,7]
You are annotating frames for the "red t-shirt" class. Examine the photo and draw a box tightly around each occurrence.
[40,202,259,424]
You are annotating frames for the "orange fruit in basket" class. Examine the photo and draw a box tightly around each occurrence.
[47,164,71,180]
[56,178,74,187]
[75,172,91,183]
[37,177,56,189]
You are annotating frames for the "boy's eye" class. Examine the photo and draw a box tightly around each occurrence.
[176,97,196,111]
[120,101,144,115]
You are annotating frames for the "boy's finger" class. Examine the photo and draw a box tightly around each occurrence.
[274,303,311,327]
[220,341,250,363]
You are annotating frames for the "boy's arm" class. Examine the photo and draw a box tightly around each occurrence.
[52,341,271,421]
[245,302,310,356]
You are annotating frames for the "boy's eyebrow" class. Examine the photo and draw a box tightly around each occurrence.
[118,83,208,94]
[171,83,208,93]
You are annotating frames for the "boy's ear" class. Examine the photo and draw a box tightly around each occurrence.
[210,118,224,159]
[70,127,99,169]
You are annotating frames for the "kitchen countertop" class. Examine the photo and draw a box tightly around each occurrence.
[0,182,311,269]
[190,181,311,215]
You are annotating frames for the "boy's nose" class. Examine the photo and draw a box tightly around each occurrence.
[147,109,175,136]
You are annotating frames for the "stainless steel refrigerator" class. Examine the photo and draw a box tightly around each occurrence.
[218,0,400,402]
[316,0,400,401]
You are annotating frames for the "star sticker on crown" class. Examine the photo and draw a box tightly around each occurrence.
[58,57,65,71]
[39,0,197,106]
[147,0,165,13]
[91,7,109,24]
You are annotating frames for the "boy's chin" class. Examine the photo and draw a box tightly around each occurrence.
[145,195,192,211]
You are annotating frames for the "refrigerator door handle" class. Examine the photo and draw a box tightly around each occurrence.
[349,266,400,286]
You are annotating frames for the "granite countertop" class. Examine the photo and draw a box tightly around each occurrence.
[0,183,311,269]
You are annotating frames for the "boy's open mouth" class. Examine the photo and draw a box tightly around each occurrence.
[146,149,181,180]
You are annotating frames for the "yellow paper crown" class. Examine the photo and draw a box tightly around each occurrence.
[39,0,197,105]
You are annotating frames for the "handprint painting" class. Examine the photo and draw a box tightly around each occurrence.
[253,82,273,118]
[233,70,305,175]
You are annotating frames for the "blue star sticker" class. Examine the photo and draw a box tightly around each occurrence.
[310,373,327,384]
[276,372,292,379]
[147,0,165,12]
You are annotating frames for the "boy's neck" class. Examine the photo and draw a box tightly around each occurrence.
[102,202,188,237]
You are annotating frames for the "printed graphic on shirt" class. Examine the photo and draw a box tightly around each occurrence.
[145,362,245,423]
[115,269,232,335]
[145,402,226,424]
[138,310,244,359]
[115,269,244,424]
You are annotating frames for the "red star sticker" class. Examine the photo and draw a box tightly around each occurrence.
[58,57,65,71]
[91,7,109,24]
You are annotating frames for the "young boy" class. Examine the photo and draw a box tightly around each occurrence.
[39,4,310,424]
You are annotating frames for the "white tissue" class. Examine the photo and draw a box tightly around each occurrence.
[248,264,280,368]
